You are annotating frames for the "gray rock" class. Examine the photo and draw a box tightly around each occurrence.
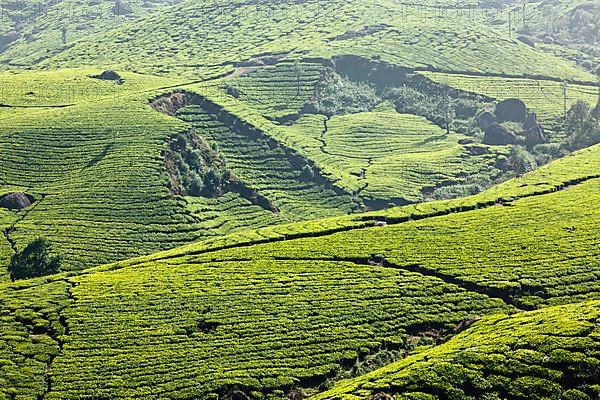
[0,192,32,210]
[476,111,496,130]
[483,123,518,145]
[495,99,527,123]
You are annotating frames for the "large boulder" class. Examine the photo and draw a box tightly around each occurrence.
[0,192,32,210]
[523,112,547,147]
[483,123,518,145]
[92,70,123,84]
[526,127,546,148]
[523,112,540,131]
[112,0,133,15]
[495,99,527,123]
[476,111,496,130]
[517,35,536,48]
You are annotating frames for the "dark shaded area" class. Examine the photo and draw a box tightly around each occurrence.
[91,70,123,84]
[0,192,33,210]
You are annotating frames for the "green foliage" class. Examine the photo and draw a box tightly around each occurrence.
[314,301,600,400]
[506,145,538,176]
[311,69,381,116]
[563,101,600,151]
[382,85,484,135]
[167,129,229,197]
[9,238,61,280]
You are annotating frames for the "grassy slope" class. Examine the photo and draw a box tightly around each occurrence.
[0,0,595,274]
[421,72,598,127]
[0,69,203,271]
[0,0,181,67]
[32,0,594,82]
[0,142,592,399]
[313,300,600,400]
[108,143,600,270]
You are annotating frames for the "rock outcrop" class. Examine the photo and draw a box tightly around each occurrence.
[0,192,32,210]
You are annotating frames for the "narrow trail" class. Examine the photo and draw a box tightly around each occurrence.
[42,278,74,399]
[3,193,46,254]
[354,158,373,200]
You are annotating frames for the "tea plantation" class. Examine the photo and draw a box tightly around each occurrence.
[0,140,598,399]
[314,301,600,400]
[0,0,599,398]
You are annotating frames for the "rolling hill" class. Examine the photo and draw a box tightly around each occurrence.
[0,0,599,399]
[1,141,599,399]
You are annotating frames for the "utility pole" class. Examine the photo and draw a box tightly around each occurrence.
[594,68,600,118]
[522,0,527,30]
[561,80,569,120]
[293,58,302,97]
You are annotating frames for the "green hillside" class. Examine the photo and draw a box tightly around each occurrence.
[32,0,595,82]
[0,0,599,398]
[314,300,600,400]
[0,0,182,67]
[0,141,599,398]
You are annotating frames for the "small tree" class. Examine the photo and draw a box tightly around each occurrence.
[292,59,303,97]
[594,67,600,119]
[563,101,600,151]
[9,238,61,281]
[436,88,455,134]
[507,146,537,176]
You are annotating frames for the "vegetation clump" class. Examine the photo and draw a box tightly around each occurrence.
[9,238,61,281]
[165,128,231,197]
[91,70,124,84]
[310,69,381,116]
[562,100,600,151]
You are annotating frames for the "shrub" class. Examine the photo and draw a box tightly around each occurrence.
[9,238,61,281]
[562,101,600,151]
[312,69,380,116]
[506,146,538,176]
[167,129,230,197]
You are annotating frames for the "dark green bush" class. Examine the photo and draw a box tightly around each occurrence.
[562,101,600,151]
[9,238,61,281]
[506,146,538,176]
[312,69,381,116]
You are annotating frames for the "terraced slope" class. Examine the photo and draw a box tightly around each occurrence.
[0,70,201,272]
[0,68,184,106]
[35,0,594,82]
[45,259,507,399]
[313,301,600,400]
[0,142,595,398]
[0,0,182,67]
[175,104,356,219]
[111,143,600,270]
[422,72,598,127]
[225,59,325,121]
[193,173,600,309]
[280,111,499,205]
